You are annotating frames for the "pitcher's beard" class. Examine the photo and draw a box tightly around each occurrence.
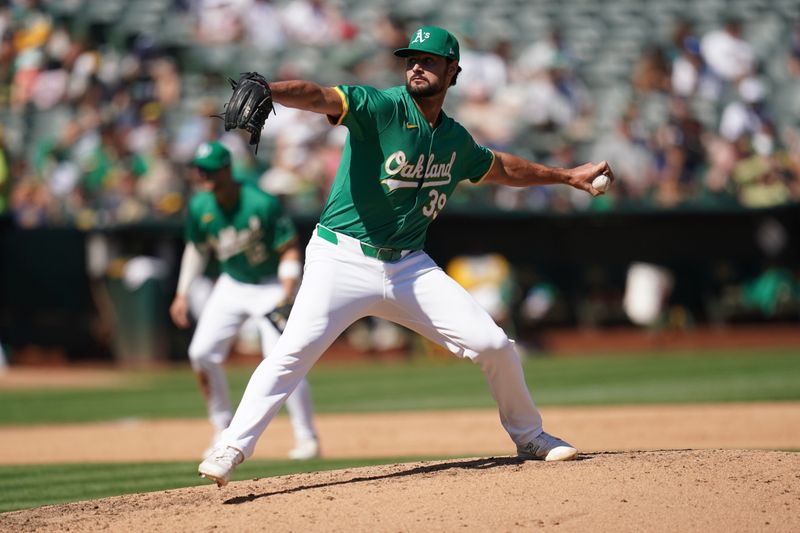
[406,79,443,98]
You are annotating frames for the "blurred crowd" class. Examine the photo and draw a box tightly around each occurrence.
[1,0,799,230]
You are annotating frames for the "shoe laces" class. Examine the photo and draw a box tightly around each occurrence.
[536,432,556,445]
[522,432,564,454]
[542,431,569,446]
[211,446,241,465]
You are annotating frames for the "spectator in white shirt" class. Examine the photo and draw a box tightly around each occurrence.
[671,36,721,100]
[700,18,755,83]
[719,77,771,143]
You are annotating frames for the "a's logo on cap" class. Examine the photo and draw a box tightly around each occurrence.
[412,29,430,44]
[197,143,212,158]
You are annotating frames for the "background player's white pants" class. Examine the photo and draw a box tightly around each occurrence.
[220,230,543,458]
[188,273,317,444]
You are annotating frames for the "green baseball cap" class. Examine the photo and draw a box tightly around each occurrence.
[192,141,231,171]
[394,26,460,61]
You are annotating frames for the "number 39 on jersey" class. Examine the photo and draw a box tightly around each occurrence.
[422,189,447,219]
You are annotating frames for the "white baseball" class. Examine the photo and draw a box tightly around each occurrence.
[592,174,611,193]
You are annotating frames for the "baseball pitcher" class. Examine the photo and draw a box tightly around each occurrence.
[199,26,614,485]
[171,141,320,461]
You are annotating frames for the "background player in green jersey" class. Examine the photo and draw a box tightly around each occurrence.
[199,26,614,486]
[171,141,320,460]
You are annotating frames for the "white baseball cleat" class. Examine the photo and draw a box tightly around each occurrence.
[198,445,243,487]
[287,438,321,460]
[517,431,578,462]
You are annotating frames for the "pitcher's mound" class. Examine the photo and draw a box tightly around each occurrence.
[4,449,798,532]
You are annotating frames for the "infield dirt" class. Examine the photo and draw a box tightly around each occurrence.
[2,449,798,532]
[1,402,800,532]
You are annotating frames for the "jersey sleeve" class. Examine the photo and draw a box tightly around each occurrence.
[459,133,496,184]
[330,85,397,141]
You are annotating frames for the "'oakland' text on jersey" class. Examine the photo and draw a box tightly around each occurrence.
[320,85,495,250]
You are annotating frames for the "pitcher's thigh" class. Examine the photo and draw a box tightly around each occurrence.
[384,267,510,359]
[273,246,378,359]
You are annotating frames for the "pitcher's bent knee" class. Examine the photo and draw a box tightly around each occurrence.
[467,326,517,362]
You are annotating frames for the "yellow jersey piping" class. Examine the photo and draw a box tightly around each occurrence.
[471,150,496,185]
[330,86,349,126]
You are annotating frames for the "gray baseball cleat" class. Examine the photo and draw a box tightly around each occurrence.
[198,445,244,487]
[517,431,578,461]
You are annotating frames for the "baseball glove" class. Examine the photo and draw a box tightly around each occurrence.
[265,302,293,333]
[218,72,275,153]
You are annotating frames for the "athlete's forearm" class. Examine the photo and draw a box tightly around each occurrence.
[270,80,343,117]
[485,151,570,187]
[176,243,209,296]
[486,151,612,196]
[277,246,302,302]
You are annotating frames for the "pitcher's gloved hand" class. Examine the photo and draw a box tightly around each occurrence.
[217,72,275,153]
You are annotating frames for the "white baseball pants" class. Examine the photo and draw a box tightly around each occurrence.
[188,273,317,444]
[220,228,544,458]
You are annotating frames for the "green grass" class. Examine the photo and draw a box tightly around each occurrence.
[0,456,452,513]
[519,348,800,405]
[1,347,799,513]
[1,348,798,425]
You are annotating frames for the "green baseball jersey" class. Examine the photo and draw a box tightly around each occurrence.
[186,184,296,284]
[319,85,495,250]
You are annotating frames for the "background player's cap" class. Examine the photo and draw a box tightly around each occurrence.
[394,26,460,61]
[192,141,231,171]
